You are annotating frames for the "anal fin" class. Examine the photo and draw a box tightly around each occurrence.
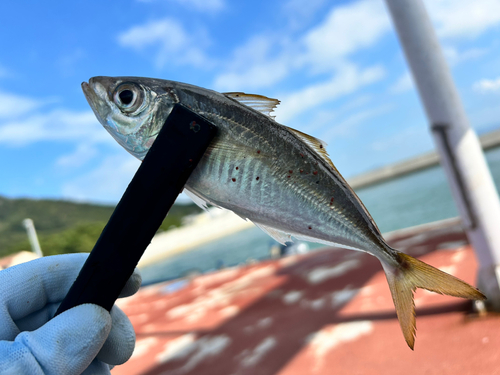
[253,222,292,245]
[184,189,210,212]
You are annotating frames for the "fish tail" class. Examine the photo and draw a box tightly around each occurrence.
[382,250,485,350]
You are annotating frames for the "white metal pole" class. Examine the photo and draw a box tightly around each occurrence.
[384,0,500,309]
[22,218,43,257]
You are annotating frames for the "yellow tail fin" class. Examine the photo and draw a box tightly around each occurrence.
[383,252,485,349]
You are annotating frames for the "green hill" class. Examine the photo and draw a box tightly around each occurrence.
[0,196,201,258]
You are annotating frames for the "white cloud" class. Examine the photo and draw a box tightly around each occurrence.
[214,0,390,95]
[61,154,140,203]
[56,143,98,168]
[442,46,488,66]
[214,0,500,92]
[214,61,290,91]
[0,88,135,202]
[274,64,385,123]
[390,72,414,94]
[288,95,373,137]
[473,77,500,93]
[283,0,328,30]
[118,18,213,69]
[0,87,142,202]
[0,108,109,146]
[425,0,500,39]
[320,104,393,143]
[213,36,295,91]
[0,91,45,119]
[302,0,390,72]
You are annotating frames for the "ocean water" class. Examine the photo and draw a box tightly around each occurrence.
[141,146,500,285]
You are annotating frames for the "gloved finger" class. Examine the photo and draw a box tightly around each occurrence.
[9,304,111,375]
[15,302,60,333]
[0,253,89,340]
[13,305,136,371]
[81,360,112,375]
[15,266,140,334]
[118,268,142,298]
[0,254,88,319]
[96,306,136,365]
[2,254,141,340]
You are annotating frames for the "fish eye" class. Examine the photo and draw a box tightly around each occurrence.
[113,82,144,114]
[119,89,134,105]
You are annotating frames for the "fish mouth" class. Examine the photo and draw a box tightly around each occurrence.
[81,80,101,110]
[81,79,110,129]
[81,80,98,112]
[81,81,92,103]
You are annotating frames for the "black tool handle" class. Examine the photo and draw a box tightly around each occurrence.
[55,104,217,315]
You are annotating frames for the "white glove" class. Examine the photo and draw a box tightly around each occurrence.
[0,253,141,375]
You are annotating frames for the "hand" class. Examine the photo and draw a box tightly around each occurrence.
[0,253,141,375]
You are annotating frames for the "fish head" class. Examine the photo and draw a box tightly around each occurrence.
[82,76,178,159]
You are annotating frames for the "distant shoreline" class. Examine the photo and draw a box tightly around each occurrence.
[347,127,500,189]
[138,209,253,268]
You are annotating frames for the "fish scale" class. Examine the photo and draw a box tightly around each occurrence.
[194,132,371,251]
[82,76,485,349]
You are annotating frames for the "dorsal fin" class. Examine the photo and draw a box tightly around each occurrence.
[285,126,337,171]
[224,92,280,118]
[286,126,382,234]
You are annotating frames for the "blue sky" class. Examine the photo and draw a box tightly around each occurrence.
[1,0,500,204]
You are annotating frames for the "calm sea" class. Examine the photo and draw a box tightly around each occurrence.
[141,146,500,285]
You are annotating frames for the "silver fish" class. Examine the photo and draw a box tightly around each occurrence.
[82,76,485,349]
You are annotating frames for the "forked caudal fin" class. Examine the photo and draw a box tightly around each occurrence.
[382,251,486,350]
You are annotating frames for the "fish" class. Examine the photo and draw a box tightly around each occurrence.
[82,76,485,349]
